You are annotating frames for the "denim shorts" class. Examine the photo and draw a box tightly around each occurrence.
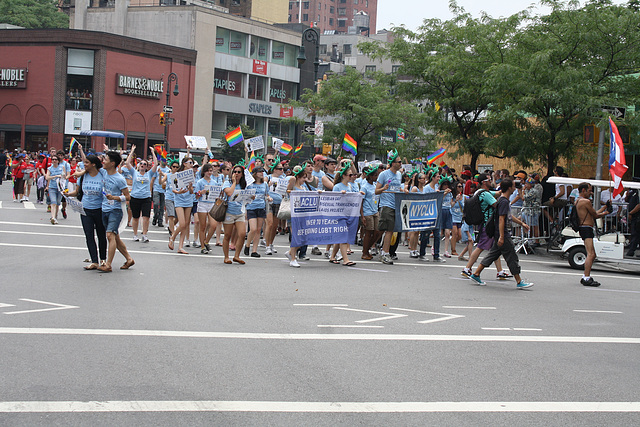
[246,208,266,219]
[440,208,453,230]
[49,187,63,205]
[103,208,123,234]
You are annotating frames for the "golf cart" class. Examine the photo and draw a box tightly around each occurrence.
[548,176,640,270]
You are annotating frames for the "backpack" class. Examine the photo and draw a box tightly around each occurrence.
[569,200,586,232]
[463,190,487,226]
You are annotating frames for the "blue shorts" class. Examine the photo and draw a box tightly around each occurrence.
[247,208,266,219]
[103,208,123,234]
[440,208,453,230]
[48,187,63,205]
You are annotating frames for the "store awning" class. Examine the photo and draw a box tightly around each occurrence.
[80,130,125,138]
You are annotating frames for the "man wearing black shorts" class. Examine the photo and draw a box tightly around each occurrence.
[575,182,609,287]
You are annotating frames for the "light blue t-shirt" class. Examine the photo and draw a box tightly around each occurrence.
[333,182,355,193]
[442,191,453,210]
[127,167,155,199]
[195,176,222,204]
[246,182,268,210]
[173,175,193,208]
[47,165,64,189]
[223,181,244,215]
[451,196,465,223]
[361,181,378,216]
[153,166,170,194]
[312,169,325,191]
[102,170,128,212]
[376,169,402,209]
[165,173,175,202]
[81,169,106,210]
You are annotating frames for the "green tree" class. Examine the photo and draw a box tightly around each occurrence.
[0,0,69,29]
[360,3,522,171]
[485,0,640,175]
[288,67,428,161]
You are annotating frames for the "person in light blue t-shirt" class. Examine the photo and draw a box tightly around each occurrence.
[361,164,381,260]
[222,164,249,265]
[125,145,158,243]
[244,167,271,258]
[328,161,359,266]
[168,157,195,255]
[152,160,170,228]
[375,149,404,265]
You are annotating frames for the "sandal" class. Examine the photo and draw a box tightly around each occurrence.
[232,258,245,265]
[329,259,340,264]
[224,259,233,264]
[120,259,135,270]
[361,254,373,260]
[342,261,357,267]
[168,240,174,251]
[84,263,99,271]
[177,249,188,254]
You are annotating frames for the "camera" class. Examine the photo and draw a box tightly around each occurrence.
[606,200,613,213]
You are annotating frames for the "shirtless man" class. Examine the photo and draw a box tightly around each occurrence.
[575,182,610,287]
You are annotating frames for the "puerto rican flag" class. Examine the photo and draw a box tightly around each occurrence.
[608,117,628,198]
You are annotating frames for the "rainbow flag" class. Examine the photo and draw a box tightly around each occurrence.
[426,148,446,164]
[439,160,450,173]
[279,143,293,155]
[342,133,357,155]
[154,144,167,162]
[225,126,244,147]
[294,143,303,155]
[248,151,257,172]
[69,137,78,152]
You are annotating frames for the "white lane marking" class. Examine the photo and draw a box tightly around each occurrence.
[482,328,512,331]
[317,325,384,328]
[390,307,465,324]
[443,306,497,310]
[482,328,543,331]
[0,400,639,413]
[293,304,349,307]
[0,201,2,209]
[0,221,167,234]
[573,310,623,314]
[3,299,78,315]
[0,303,16,308]
[513,328,543,331]
[1,327,637,343]
[22,202,36,209]
[333,307,407,324]
[585,288,640,294]
[347,267,389,272]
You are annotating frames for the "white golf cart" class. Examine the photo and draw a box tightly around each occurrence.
[548,177,640,270]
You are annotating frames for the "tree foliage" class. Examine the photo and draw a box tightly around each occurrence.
[288,67,428,161]
[0,0,69,29]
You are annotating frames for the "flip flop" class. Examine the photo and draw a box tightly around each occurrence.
[342,261,357,267]
[168,240,174,250]
[224,259,233,264]
[177,249,188,254]
[329,259,339,264]
[84,263,99,271]
[232,258,245,265]
[120,259,135,270]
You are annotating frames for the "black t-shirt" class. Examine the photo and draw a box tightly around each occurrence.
[496,196,512,238]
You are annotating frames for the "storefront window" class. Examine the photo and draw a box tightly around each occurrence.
[227,113,243,129]
[269,79,297,103]
[267,119,294,146]
[66,49,94,111]
[216,28,248,57]
[248,75,266,100]
[271,41,298,67]
[246,115,265,136]
[250,36,269,61]
[214,69,243,97]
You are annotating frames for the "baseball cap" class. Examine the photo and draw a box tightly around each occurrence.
[516,172,526,180]
[313,154,327,162]
[324,157,337,164]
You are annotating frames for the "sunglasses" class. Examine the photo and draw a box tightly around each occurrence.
[171,165,179,168]
[212,164,220,167]
[233,170,243,174]
[347,173,357,177]
[274,167,283,170]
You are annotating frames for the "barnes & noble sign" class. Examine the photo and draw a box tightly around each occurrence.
[0,68,27,88]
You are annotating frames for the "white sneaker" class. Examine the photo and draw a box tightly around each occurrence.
[265,247,273,255]
[336,253,343,261]
[259,239,267,248]
[142,235,149,243]
[132,235,140,242]
[269,244,277,254]
[290,259,300,268]
[324,251,330,259]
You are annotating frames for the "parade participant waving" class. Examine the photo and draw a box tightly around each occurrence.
[45,155,67,224]
[66,150,108,271]
[125,145,158,243]
[209,161,225,246]
[168,157,195,254]
[222,164,248,264]
[99,150,135,272]
[163,159,179,238]
[244,167,271,258]
[328,161,359,266]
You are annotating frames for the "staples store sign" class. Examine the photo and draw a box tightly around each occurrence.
[116,74,163,99]
[253,59,267,75]
[0,68,27,88]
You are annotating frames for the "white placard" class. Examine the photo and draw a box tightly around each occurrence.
[275,176,290,196]
[176,168,195,188]
[230,189,256,205]
[64,196,86,216]
[357,162,366,172]
[184,135,208,149]
[402,164,413,173]
[243,168,255,186]
[272,137,284,153]
[245,136,264,152]
[202,185,223,202]
[315,120,324,136]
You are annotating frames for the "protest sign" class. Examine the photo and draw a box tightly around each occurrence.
[230,189,256,210]
[245,136,265,152]
[243,168,255,186]
[184,136,208,149]
[290,191,363,247]
[394,192,443,232]
[272,137,284,153]
[176,168,195,188]
[274,176,290,195]
[202,185,223,202]
[64,196,86,216]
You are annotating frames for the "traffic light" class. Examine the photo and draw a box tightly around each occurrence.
[159,112,165,126]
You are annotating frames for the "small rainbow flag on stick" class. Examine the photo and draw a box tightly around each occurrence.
[248,151,257,172]
[294,143,303,155]
[426,148,446,164]
[69,137,78,152]
[225,126,244,147]
[439,160,450,173]
[342,133,357,155]
[279,143,293,155]
[154,144,167,162]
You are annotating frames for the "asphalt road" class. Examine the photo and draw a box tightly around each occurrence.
[0,183,638,426]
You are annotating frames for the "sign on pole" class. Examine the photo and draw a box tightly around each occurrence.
[163,105,173,113]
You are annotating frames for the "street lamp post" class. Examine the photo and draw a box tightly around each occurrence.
[297,27,320,152]
[164,72,179,152]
